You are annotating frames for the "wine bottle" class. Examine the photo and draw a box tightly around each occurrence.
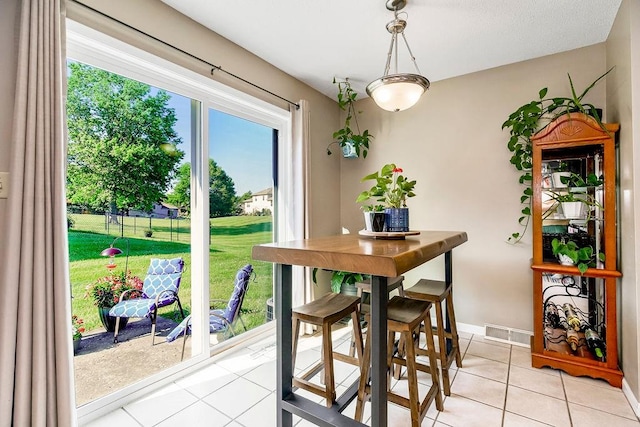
[566,328,579,351]
[545,303,560,328]
[563,303,581,331]
[585,328,605,359]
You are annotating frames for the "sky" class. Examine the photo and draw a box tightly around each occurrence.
[166,91,273,196]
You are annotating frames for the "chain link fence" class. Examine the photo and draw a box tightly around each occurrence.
[67,211,191,242]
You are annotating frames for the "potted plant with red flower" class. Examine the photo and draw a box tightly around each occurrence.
[85,272,143,332]
[356,163,417,232]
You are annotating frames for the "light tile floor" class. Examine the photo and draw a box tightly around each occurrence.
[84,328,639,427]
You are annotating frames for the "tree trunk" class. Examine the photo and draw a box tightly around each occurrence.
[109,201,120,225]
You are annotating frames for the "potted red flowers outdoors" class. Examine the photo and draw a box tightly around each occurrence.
[85,272,143,332]
[356,163,417,232]
[72,315,85,354]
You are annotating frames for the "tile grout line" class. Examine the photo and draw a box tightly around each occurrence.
[500,345,512,427]
[559,372,574,427]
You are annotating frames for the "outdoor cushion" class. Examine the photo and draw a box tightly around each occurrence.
[166,264,253,343]
[108,257,185,344]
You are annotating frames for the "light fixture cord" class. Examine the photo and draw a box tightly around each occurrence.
[381,8,423,77]
[400,32,423,75]
[383,32,397,76]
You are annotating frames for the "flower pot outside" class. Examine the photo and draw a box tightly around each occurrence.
[73,337,81,354]
[98,307,128,332]
[371,212,386,232]
[384,208,409,232]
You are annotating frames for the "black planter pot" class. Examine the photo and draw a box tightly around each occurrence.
[371,212,386,232]
[98,307,128,332]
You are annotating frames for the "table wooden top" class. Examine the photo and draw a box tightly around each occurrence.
[252,230,468,277]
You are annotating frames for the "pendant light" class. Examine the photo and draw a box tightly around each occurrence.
[366,0,430,112]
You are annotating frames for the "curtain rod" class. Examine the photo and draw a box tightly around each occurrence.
[70,0,300,109]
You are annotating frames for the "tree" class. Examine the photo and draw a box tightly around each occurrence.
[66,62,184,219]
[165,160,237,218]
[209,159,237,217]
[166,163,191,216]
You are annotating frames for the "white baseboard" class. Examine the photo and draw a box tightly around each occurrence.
[622,378,640,418]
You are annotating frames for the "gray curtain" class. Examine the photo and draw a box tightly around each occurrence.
[0,0,76,426]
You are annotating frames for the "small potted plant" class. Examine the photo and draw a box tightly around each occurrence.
[545,172,604,220]
[85,271,143,332]
[356,164,417,232]
[72,315,85,354]
[361,204,386,232]
[312,268,368,295]
[327,78,373,158]
[551,238,604,274]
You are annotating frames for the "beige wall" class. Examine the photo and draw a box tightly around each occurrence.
[66,0,342,239]
[608,0,640,404]
[340,44,607,332]
[0,0,19,248]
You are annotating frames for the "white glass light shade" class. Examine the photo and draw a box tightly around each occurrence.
[366,74,430,112]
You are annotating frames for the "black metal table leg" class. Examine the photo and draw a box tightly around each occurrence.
[277,264,293,427]
[370,275,388,427]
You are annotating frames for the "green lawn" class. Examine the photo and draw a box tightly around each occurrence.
[69,214,274,333]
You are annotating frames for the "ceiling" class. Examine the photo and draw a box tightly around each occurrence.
[160,0,622,100]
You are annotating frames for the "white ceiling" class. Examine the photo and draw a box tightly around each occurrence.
[160,0,622,100]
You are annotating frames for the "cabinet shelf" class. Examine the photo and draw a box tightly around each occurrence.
[530,113,622,387]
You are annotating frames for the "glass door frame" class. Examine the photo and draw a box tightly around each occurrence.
[66,19,292,423]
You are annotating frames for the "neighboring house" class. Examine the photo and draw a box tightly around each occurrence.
[129,201,179,219]
[242,188,273,214]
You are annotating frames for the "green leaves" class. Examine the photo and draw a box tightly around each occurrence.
[503,68,614,244]
[356,164,417,208]
[67,62,184,213]
[551,238,601,275]
[328,79,373,158]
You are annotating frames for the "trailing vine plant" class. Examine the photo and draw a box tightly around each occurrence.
[327,78,373,158]
[502,67,613,243]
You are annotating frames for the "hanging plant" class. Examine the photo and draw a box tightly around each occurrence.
[502,67,613,243]
[327,78,373,158]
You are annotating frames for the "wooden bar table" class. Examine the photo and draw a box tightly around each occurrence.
[252,230,468,427]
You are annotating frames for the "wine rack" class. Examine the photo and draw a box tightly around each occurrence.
[530,113,622,387]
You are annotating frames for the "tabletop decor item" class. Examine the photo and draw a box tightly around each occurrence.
[357,163,417,232]
[86,272,143,331]
[361,204,386,232]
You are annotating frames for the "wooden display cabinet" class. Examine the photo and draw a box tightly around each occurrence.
[530,113,622,387]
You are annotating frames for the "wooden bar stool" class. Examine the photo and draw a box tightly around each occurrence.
[291,292,364,408]
[352,276,405,379]
[403,279,462,396]
[355,296,443,426]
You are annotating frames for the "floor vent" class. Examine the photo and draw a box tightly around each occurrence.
[484,324,532,348]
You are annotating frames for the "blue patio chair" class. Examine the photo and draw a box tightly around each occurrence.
[166,264,253,359]
[109,257,185,345]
